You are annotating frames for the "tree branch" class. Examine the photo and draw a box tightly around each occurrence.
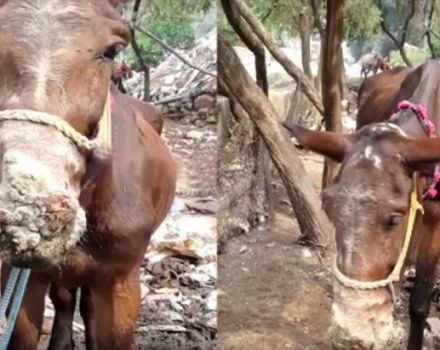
[429,28,440,40]
[130,0,150,100]
[260,0,280,24]
[308,0,324,38]
[134,25,217,78]
[221,0,268,94]
[427,0,437,58]
[231,0,324,115]
[378,0,414,67]
[400,0,416,47]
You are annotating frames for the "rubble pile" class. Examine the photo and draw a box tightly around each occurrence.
[137,195,217,349]
[124,28,217,128]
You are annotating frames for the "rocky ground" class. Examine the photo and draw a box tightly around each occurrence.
[134,117,217,350]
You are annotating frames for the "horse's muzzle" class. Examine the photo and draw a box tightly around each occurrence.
[0,185,86,268]
[330,281,405,349]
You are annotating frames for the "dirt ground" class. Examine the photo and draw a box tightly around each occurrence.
[218,150,440,350]
[38,117,217,350]
[218,153,334,350]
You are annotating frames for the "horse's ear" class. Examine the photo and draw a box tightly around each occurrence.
[282,122,356,163]
[399,137,440,171]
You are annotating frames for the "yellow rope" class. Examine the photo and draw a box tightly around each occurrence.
[333,173,423,289]
[97,88,112,147]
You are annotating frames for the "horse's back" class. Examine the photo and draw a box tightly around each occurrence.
[357,66,412,128]
[127,94,164,135]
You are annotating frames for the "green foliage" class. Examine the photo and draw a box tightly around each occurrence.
[389,48,429,66]
[427,0,440,57]
[248,0,303,38]
[127,18,194,67]
[344,0,381,40]
[127,0,214,68]
[143,0,213,19]
[245,0,382,44]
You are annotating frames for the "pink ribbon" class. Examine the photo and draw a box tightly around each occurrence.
[395,100,439,199]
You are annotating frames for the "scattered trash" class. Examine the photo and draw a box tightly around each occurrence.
[302,248,312,258]
[185,198,217,214]
[239,245,248,254]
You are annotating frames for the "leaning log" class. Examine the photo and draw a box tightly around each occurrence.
[218,35,331,249]
[231,0,324,116]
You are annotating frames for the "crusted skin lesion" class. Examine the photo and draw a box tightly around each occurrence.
[0,178,86,263]
[0,121,87,265]
[330,282,406,349]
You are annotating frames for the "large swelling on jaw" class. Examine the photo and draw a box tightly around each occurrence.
[0,121,86,264]
[330,281,405,349]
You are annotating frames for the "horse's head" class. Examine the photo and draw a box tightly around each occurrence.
[284,121,440,348]
[0,0,129,268]
[379,56,391,72]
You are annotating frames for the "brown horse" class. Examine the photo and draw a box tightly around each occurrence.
[357,66,412,127]
[0,0,176,349]
[120,87,165,135]
[284,60,440,349]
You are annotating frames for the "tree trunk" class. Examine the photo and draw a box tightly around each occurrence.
[222,0,273,220]
[315,43,324,92]
[219,35,331,249]
[411,0,428,46]
[427,0,437,58]
[339,46,348,101]
[308,0,324,91]
[321,0,344,188]
[130,0,150,101]
[299,3,313,79]
[143,65,150,102]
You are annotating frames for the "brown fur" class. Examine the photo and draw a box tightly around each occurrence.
[0,1,176,349]
[116,86,164,135]
[357,66,412,128]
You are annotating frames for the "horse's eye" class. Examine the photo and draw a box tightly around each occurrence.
[98,44,124,61]
[385,214,402,231]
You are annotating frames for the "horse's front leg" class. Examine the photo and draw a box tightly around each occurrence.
[80,284,99,350]
[408,219,440,350]
[47,285,77,350]
[90,266,141,350]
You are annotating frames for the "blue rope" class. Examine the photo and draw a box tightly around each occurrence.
[0,268,20,322]
[0,268,31,350]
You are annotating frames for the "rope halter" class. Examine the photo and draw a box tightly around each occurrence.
[333,100,434,303]
[0,89,113,157]
[0,89,113,344]
[333,173,423,303]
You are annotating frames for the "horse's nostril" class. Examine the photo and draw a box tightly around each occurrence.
[46,194,70,214]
